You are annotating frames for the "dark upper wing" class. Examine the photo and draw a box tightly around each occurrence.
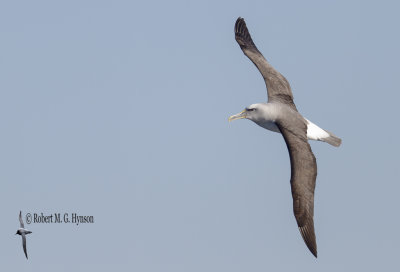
[276,120,318,258]
[22,234,28,259]
[19,211,24,228]
[234,17,297,110]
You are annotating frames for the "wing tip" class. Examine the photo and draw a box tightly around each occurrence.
[234,17,247,35]
[234,17,256,49]
[235,17,245,28]
[299,224,318,258]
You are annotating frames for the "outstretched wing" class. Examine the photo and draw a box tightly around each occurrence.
[22,234,28,259]
[234,17,297,110]
[19,211,24,228]
[276,121,318,258]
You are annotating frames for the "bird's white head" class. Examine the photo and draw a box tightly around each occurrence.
[228,103,272,123]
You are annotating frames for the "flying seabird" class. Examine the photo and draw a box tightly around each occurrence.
[15,211,32,259]
[229,17,341,258]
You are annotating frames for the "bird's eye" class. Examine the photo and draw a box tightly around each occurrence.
[247,108,255,111]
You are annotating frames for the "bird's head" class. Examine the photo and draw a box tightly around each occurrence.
[228,103,266,123]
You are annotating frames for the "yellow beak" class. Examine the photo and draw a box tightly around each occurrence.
[228,110,247,122]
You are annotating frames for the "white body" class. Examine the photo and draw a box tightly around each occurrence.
[247,103,331,142]
[257,117,330,142]
[304,118,330,141]
[18,228,31,234]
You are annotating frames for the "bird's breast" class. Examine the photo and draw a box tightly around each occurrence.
[256,120,280,133]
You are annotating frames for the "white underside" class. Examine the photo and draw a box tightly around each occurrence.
[258,118,329,141]
[258,120,280,133]
[261,121,280,133]
[305,118,330,141]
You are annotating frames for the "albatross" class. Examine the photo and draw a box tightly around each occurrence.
[15,211,32,259]
[229,17,341,258]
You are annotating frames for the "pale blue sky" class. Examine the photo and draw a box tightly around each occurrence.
[1,0,399,271]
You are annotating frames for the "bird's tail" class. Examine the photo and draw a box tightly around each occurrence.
[305,118,341,147]
[321,131,342,147]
